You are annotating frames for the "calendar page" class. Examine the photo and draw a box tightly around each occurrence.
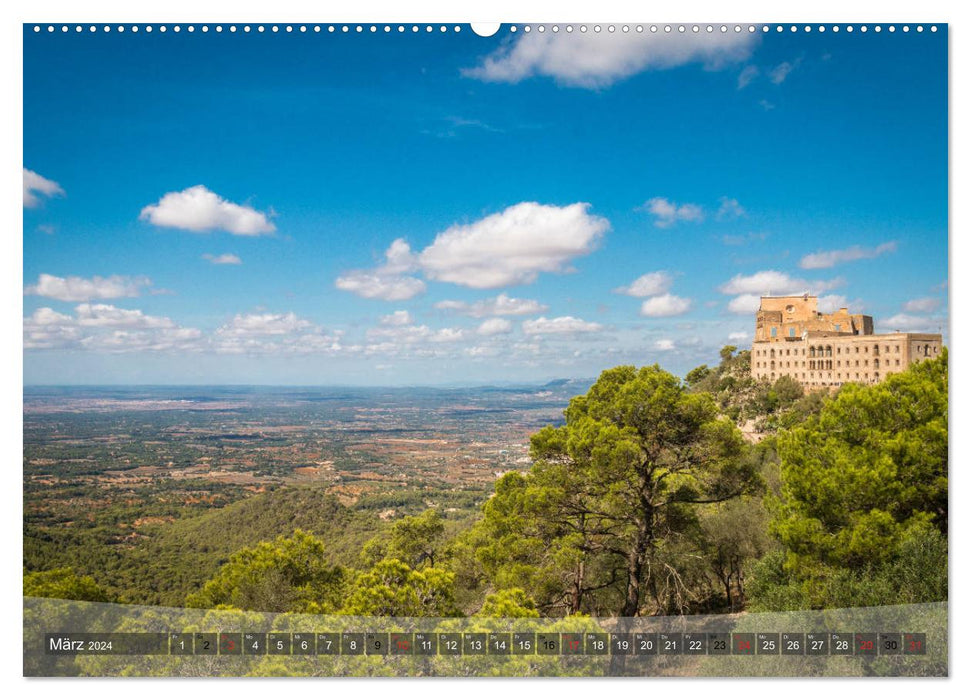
[21,20,948,678]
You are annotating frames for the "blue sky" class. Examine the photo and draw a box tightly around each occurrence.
[22,24,948,385]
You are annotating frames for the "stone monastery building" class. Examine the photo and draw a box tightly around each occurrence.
[750,294,942,390]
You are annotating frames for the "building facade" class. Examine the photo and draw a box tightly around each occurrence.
[750,295,942,390]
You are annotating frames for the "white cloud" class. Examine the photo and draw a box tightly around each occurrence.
[339,203,606,297]
[216,312,313,337]
[464,345,502,358]
[430,328,465,343]
[716,197,746,220]
[139,185,276,236]
[522,316,603,335]
[477,318,513,336]
[212,312,342,355]
[614,271,672,297]
[418,202,608,288]
[75,303,175,329]
[23,308,81,349]
[902,297,942,313]
[769,61,795,84]
[726,294,763,315]
[798,241,897,269]
[380,310,413,326]
[654,339,676,351]
[728,331,750,342]
[336,239,427,301]
[23,305,201,352]
[366,323,466,348]
[202,253,242,265]
[25,273,152,302]
[737,65,759,89]
[642,197,704,228]
[640,293,692,317]
[435,293,548,317]
[878,314,944,334]
[817,295,849,313]
[23,168,64,208]
[335,273,426,301]
[718,270,843,296]
[79,327,204,354]
[464,29,758,89]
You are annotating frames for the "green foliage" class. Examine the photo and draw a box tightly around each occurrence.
[186,530,345,613]
[340,558,461,617]
[23,567,110,603]
[24,487,380,607]
[460,365,761,617]
[686,347,824,432]
[479,589,540,618]
[362,509,447,569]
[697,497,772,611]
[751,351,948,610]
[684,364,712,388]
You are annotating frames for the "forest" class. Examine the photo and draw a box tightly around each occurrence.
[24,347,948,619]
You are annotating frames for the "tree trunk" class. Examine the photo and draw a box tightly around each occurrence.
[570,560,585,615]
[620,519,650,617]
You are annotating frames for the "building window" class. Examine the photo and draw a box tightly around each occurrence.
[771,327,777,338]
[789,327,796,337]
[834,323,841,331]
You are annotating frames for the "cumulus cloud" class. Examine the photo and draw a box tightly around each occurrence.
[463,29,758,89]
[903,297,942,313]
[335,273,426,301]
[23,305,200,352]
[477,318,514,336]
[614,271,672,298]
[23,168,64,208]
[336,239,427,301]
[212,311,342,355]
[366,323,466,349]
[139,185,276,236]
[380,310,413,326]
[435,293,548,317]
[798,241,897,269]
[718,270,843,296]
[654,338,676,351]
[339,203,606,297]
[728,331,750,342]
[716,197,746,220]
[640,293,692,317]
[202,253,242,265]
[817,295,851,313]
[216,312,313,337]
[25,273,152,302]
[418,202,608,288]
[726,294,763,315]
[642,197,704,228]
[878,313,944,334]
[23,308,82,349]
[80,327,204,354]
[522,316,603,335]
[75,303,175,329]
